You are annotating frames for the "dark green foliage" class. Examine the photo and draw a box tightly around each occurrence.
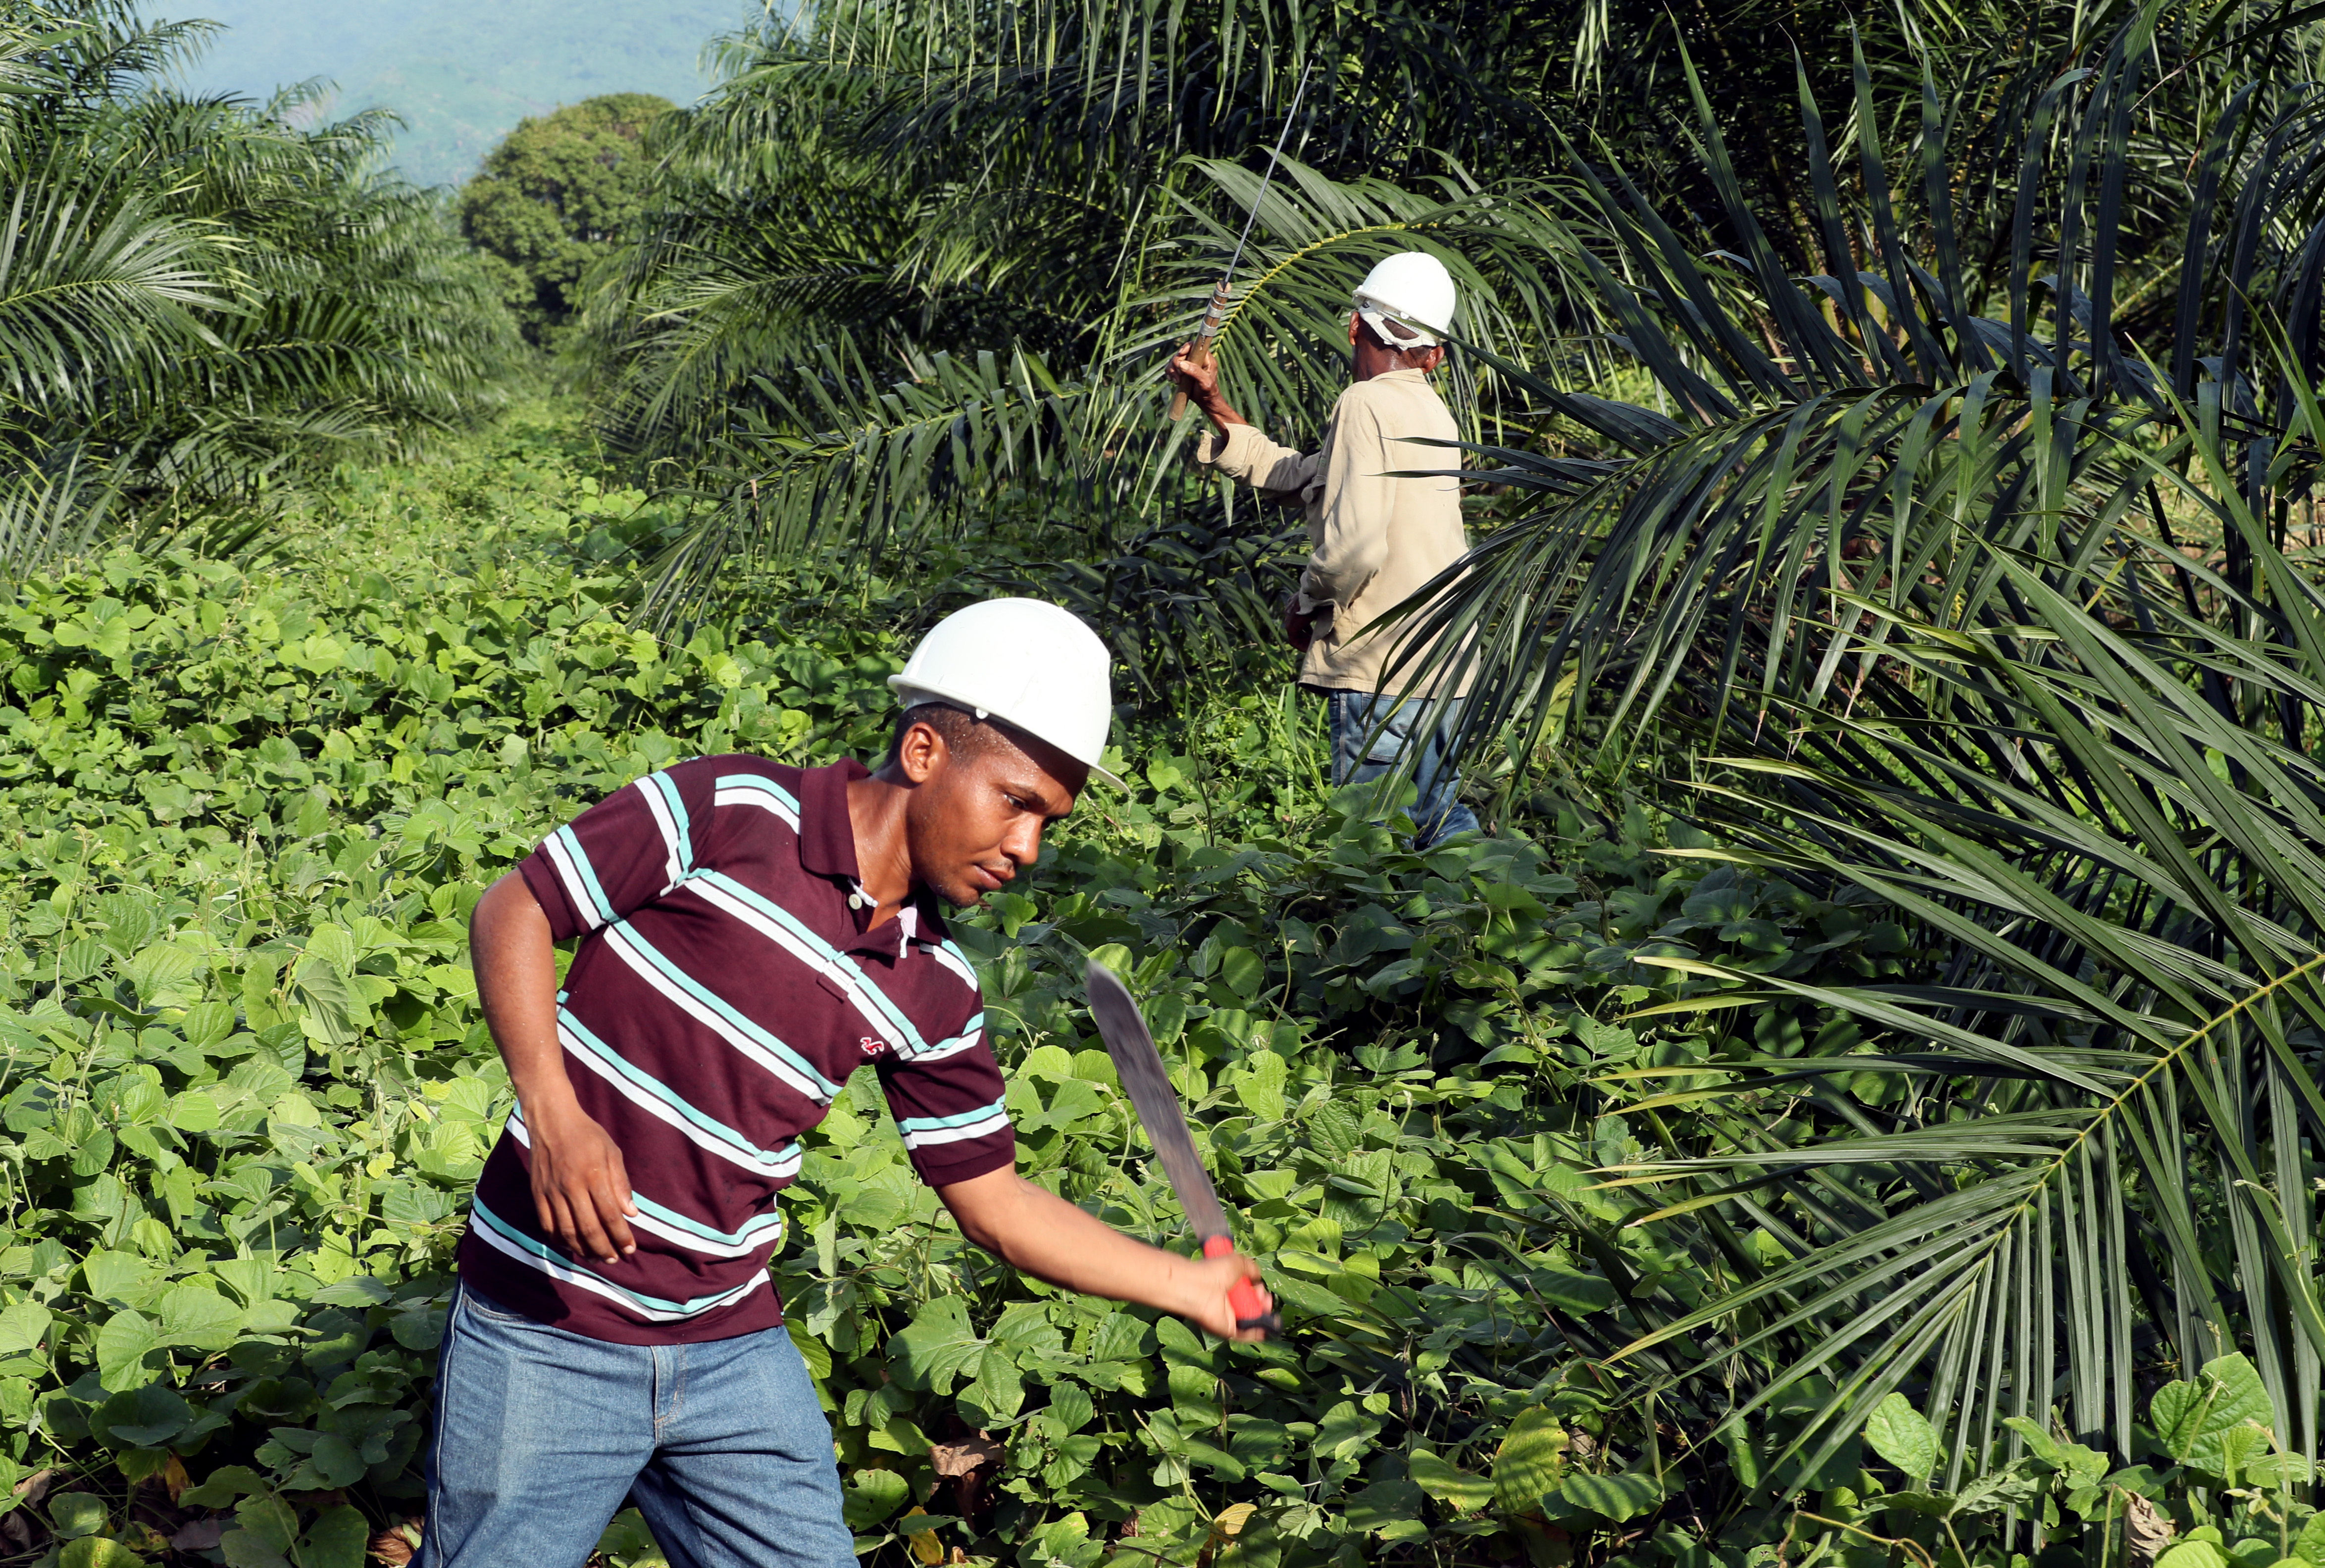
[457,95,673,348]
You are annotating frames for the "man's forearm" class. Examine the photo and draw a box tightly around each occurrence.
[470,871,639,1260]
[937,1168,1264,1339]
[471,872,574,1113]
[1196,388,1248,432]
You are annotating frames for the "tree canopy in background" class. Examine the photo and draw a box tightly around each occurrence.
[138,0,744,187]
[457,93,672,347]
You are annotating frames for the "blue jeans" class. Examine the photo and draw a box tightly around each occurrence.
[1328,689,1480,849]
[417,1286,853,1568]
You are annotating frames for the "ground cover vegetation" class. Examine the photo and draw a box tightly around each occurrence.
[13,0,2325,1563]
[0,412,1928,1567]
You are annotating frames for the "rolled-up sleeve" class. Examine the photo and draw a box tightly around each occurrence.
[1195,423,1320,494]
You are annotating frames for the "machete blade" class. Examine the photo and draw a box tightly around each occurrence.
[1085,960,1231,1242]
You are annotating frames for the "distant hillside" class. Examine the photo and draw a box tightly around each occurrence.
[150,0,763,188]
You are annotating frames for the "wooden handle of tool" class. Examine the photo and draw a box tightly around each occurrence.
[1166,339,1212,422]
[1204,1233,1281,1336]
[1168,285,1234,422]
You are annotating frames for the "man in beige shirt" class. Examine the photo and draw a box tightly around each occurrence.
[1167,251,1477,846]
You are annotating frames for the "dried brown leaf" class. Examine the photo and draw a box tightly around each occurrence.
[928,1435,1003,1478]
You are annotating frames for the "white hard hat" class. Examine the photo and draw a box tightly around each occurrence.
[1353,250,1457,347]
[889,598,1122,788]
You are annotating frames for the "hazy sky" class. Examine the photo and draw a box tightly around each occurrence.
[150,0,762,187]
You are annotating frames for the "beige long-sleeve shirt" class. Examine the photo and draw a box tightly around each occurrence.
[1195,367,1469,695]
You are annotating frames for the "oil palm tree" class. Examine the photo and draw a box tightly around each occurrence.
[1326,0,2325,1510]
[0,0,513,568]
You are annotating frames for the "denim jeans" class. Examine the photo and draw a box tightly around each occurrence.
[1327,689,1480,849]
[416,1285,853,1568]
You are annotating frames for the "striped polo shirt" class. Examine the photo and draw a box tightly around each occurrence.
[455,756,1013,1344]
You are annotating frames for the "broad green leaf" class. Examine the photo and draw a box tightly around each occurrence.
[1951,1462,2048,1517]
[1491,1408,1569,1513]
[1865,1393,1940,1480]
[82,1250,150,1301]
[1558,1470,1667,1522]
[167,1091,220,1132]
[842,1468,909,1529]
[1304,1100,1360,1159]
[295,1503,368,1568]
[1534,1265,1616,1314]
[1999,1416,2064,1468]
[888,1297,983,1393]
[157,1285,244,1350]
[1216,947,1264,999]
[598,1509,665,1565]
[292,957,358,1048]
[98,1383,190,1447]
[305,1434,367,1488]
[1346,1476,1427,1537]
[1311,1401,1382,1465]
[1410,1449,1494,1513]
[124,942,203,1005]
[60,1538,147,1568]
[220,1532,294,1568]
[93,1310,160,1392]
[235,1492,299,1555]
[179,1466,270,1510]
[49,1492,109,1538]
[2157,1545,2232,1568]
[2154,1355,2280,1473]
[1233,1052,1287,1120]
[0,1301,51,1356]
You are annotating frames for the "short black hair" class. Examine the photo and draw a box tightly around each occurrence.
[888,701,1009,767]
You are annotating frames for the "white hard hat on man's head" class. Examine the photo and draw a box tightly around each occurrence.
[889,598,1123,788]
[1353,250,1457,348]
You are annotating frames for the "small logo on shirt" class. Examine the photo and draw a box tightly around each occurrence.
[859,1036,890,1058]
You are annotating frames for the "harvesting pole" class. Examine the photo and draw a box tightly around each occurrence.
[1167,61,1316,422]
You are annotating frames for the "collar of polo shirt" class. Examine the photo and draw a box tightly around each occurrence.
[799,760,944,961]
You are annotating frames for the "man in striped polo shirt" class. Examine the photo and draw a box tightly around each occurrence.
[419,600,1269,1567]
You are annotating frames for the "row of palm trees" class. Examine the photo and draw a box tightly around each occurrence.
[0,0,513,569]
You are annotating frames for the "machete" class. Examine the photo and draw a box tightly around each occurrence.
[1166,61,1315,423]
[1085,960,1281,1336]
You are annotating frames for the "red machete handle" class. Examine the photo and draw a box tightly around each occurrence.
[1204,1233,1282,1336]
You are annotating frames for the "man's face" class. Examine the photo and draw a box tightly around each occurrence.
[899,724,1084,907]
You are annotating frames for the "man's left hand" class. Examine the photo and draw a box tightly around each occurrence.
[1282,596,1322,651]
[938,1168,1277,1343]
[1180,1247,1274,1343]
